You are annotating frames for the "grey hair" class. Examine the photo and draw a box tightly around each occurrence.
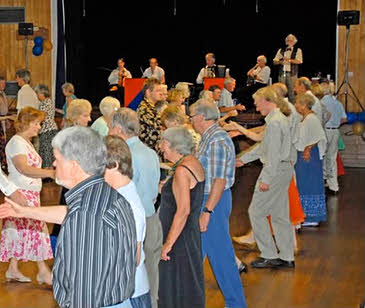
[257,55,267,63]
[199,90,213,99]
[110,107,140,137]
[52,126,107,175]
[161,127,195,156]
[15,69,31,84]
[190,98,219,121]
[224,77,236,87]
[34,84,50,98]
[296,93,315,110]
[99,96,120,117]
[286,34,298,44]
[319,82,334,95]
[175,82,190,98]
[205,53,215,61]
[297,77,312,90]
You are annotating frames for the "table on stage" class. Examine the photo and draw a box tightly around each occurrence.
[203,78,225,90]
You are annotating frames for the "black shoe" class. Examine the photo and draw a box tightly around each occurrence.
[326,187,338,195]
[250,257,282,268]
[277,259,295,268]
[238,262,248,274]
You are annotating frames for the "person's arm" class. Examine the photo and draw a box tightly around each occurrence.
[161,166,191,261]
[12,155,55,179]
[224,121,264,142]
[108,70,118,84]
[247,64,258,77]
[199,178,226,232]
[273,49,283,65]
[136,242,142,265]
[0,198,67,224]
[196,68,204,84]
[218,110,238,126]
[160,70,166,84]
[219,105,245,114]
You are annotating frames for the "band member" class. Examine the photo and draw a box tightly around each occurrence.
[196,53,219,84]
[108,58,132,106]
[236,55,271,110]
[142,58,166,84]
[273,34,303,103]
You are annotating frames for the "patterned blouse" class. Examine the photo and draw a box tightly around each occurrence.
[39,98,58,134]
[137,99,162,152]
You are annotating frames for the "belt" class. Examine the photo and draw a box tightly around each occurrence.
[325,127,339,130]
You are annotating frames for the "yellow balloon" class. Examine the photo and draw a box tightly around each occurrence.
[43,40,53,51]
[352,121,365,136]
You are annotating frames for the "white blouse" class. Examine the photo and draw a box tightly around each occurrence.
[5,135,42,191]
[295,113,327,159]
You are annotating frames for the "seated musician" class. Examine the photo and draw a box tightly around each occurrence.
[236,55,270,111]
[108,58,132,105]
[196,53,218,84]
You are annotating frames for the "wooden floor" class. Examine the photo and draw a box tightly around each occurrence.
[0,165,364,308]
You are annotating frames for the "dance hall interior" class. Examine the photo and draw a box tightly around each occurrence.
[0,0,364,308]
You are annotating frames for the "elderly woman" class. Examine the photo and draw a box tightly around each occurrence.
[158,127,205,308]
[34,84,59,167]
[160,105,201,150]
[91,96,120,137]
[50,99,92,240]
[0,107,55,285]
[56,82,77,119]
[65,99,92,127]
[294,93,327,227]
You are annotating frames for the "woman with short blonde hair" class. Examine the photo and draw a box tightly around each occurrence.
[65,99,92,127]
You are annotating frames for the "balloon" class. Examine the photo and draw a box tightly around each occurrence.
[358,111,365,123]
[352,121,365,136]
[33,36,44,46]
[43,40,53,51]
[32,45,43,56]
[346,112,358,124]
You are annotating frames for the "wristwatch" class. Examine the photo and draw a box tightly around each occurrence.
[202,207,213,214]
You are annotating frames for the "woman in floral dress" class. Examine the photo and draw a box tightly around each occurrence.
[0,107,55,285]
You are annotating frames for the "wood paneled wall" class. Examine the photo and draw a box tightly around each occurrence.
[337,0,365,112]
[0,0,51,96]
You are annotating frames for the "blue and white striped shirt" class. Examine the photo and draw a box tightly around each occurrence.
[196,123,236,194]
[53,175,137,308]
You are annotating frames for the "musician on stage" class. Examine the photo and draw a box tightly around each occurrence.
[235,55,270,111]
[196,53,219,84]
[273,34,303,103]
[142,58,165,84]
[108,58,132,105]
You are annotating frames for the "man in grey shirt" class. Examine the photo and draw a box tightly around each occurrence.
[236,86,295,269]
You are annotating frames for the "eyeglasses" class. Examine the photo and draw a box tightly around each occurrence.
[188,114,198,120]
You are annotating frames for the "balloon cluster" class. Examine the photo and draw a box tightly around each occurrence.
[32,36,53,56]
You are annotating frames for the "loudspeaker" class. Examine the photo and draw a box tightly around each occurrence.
[337,10,360,26]
[18,22,34,35]
[5,81,19,98]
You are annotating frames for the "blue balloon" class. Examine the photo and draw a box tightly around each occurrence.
[346,112,358,124]
[34,36,44,46]
[32,45,43,56]
[358,111,365,123]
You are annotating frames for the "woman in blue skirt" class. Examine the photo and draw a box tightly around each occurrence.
[294,93,327,227]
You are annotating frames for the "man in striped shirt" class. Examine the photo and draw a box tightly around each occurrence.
[0,127,137,308]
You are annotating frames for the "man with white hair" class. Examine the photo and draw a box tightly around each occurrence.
[108,108,161,308]
[0,127,137,308]
[196,53,218,84]
[15,69,39,112]
[218,77,246,116]
[273,34,303,102]
[190,99,247,308]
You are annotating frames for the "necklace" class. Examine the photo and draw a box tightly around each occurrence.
[171,155,186,173]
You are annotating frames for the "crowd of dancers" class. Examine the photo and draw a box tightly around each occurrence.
[0,33,348,308]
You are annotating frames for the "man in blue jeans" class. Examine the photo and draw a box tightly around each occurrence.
[190,99,247,308]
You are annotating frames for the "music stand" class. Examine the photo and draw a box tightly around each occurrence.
[335,11,364,112]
